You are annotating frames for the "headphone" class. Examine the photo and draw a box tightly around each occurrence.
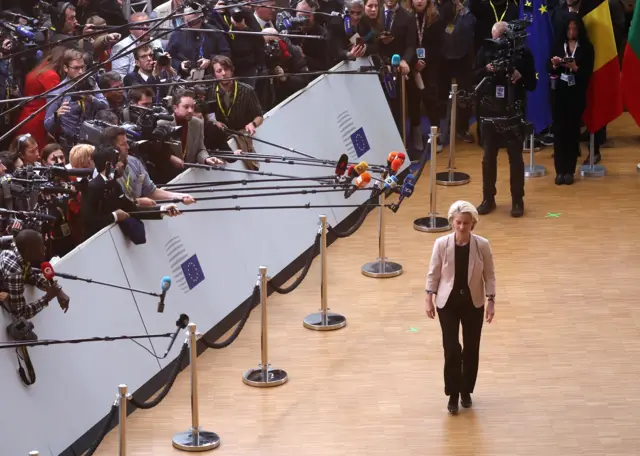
[49,1,74,33]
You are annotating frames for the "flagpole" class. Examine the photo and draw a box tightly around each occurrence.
[579,133,606,177]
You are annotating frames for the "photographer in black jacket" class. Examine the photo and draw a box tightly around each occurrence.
[474,21,536,218]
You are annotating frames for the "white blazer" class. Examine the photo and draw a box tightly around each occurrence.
[426,233,496,309]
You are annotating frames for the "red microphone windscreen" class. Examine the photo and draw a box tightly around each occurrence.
[391,157,403,172]
[396,152,406,161]
[347,164,357,177]
[40,262,55,281]
[387,151,398,163]
[335,154,348,175]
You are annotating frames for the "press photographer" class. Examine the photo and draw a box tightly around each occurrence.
[473,20,536,218]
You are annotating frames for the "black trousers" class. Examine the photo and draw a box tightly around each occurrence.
[437,290,484,396]
[553,99,582,175]
[407,66,443,131]
[481,123,525,201]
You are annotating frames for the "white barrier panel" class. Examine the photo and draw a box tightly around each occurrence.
[0,57,405,455]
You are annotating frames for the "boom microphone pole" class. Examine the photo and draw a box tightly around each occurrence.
[183,163,335,182]
[220,126,318,159]
[212,151,388,172]
[127,25,325,40]
[153,186,369,203]
[129,203,381,216]
[32,267,166,299]
[161,175,342,191]
[161,183,349,193]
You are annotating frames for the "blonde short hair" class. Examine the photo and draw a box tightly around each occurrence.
[69,144,95,169]
[448,200,479,226]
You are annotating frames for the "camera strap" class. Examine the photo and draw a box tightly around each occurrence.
[0,301,37,386]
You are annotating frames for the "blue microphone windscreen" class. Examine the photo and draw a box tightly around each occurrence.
[161,276,172,291]
[391,54,401,66]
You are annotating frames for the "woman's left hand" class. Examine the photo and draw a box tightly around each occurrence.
[485,300,495,323]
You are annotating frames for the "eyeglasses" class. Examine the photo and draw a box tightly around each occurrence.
[68,65,86,71]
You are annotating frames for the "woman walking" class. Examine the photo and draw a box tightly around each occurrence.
[425,201,496,414]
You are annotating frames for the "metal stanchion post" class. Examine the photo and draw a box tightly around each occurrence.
[436,83,470,186]
[361,185,403,278]
[524,133,546,177]
[173,323,221,451]
[401,76,408,148]
[243,267,289,387]
[580,133,606,177]
[303,215,347,330]
[118,384,130,456]
[414,127,451,232]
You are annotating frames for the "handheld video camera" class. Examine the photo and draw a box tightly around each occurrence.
[276,11,310,34]
[483,19,531,74]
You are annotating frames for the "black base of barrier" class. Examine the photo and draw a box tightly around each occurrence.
[60,173,407,456]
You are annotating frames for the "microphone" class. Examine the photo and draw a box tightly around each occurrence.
[163,313,190,358]
[345,172,371,198]
[387,151,398,167]
[354,161,369,175]
[157,276,171,313]
[388,173,415,213]
[390,155,406,175]
[1,23,35,41]
[334,153,348,177]
[384,175,399,190]
[391,54,401,81]
[40,262,55,283]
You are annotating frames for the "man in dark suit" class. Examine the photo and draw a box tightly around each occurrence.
[123,45,175,102]
[81,145,180,241]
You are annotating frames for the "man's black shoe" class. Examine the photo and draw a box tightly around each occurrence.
[448,395,459,415]
[555,174,565,185]
[477,199,496,215]
[460,393,472,408]
[511,200,524,218]
[564,174,574,185]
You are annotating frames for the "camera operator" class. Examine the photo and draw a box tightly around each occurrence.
[158,88,226,169]
[102,126,196,207]
[48,2,94,60]
[44,49,109,154]
[261,29,308,111]
[328,0,378,65]
[0,229,70,320]
[474,21,536,218]
[111,12,165,78]
[81,145,181,241]
[98,70,125,116]
[210,1,266,88]
[288,0,331,74]
[123,45,175,102]
[167,7,231,77]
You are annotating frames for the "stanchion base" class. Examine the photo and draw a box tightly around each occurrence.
[172,429,221,452]
[242,366,288,388]
[303,311,347,331]
[435,171,471,186]
[361,260,403,278]
[413,216,451,233]
[579,164,606,178]
[524,164,546,178]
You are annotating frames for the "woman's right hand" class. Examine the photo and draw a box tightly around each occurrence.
[551,56,562,68]
[425,295,436,319]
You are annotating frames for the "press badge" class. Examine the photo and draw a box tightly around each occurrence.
[445,23,455,34]
[416,47,426,59]
[495,85,505,98]
[561,73,576,86]
[60,223,71,237]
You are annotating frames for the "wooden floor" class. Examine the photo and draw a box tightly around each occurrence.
[95,114,640,456]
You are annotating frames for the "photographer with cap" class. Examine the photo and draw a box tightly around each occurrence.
[473,21,536,218]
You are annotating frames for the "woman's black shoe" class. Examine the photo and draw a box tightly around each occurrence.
[555,174,565,185]
[460,393,472,408]
[564,174,574,185]
[447,395,459,415]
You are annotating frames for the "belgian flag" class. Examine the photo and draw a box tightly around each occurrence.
[621,2,640,126]
[581,0,624,132]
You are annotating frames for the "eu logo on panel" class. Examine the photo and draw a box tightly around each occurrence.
[181,254,205,290]
[351,127,370,157]
[337,110,370,160]
[165,236,206,293]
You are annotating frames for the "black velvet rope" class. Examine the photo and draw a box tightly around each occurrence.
[83,403,119,456]
[128,342,189,410]
[269,232,321,294]
[201,285,260,349]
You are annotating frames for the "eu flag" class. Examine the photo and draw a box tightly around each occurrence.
[520,0,554,134]
[350,127,371,157]
[181,254,205,290]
